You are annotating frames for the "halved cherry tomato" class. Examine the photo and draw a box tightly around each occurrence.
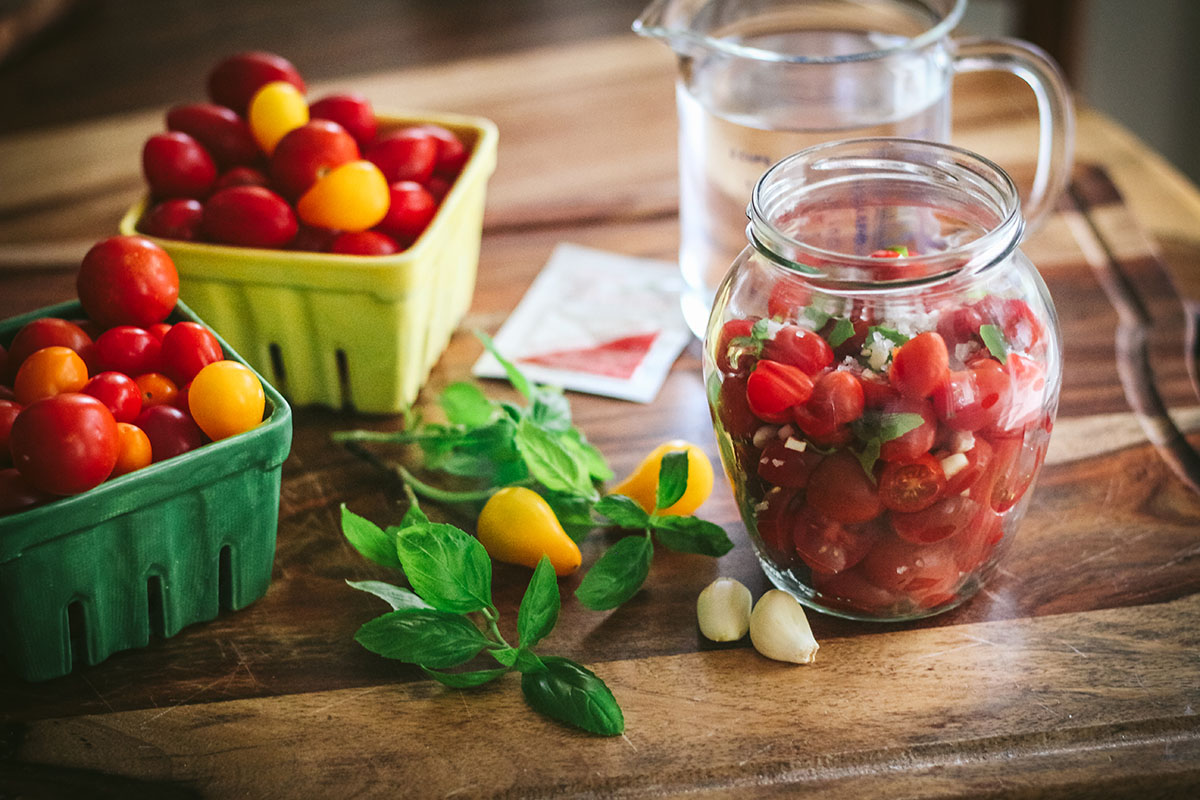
[793,510,880,575]
[940,437,994,497]
[878,396,937,463]
[806,450,881,524]
[716,375,758,440]
[890,493,980,544]
[860,534,961,607]
[753,486,800,564]
[811,566,903,614]
[932,357,1010,432]
[746,359,814,423]
[879,453,946,513]
[755,437,823,488]
[889,331,949,399]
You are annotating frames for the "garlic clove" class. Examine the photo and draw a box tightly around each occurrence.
[696,577,753,642]
[749,589,820,664]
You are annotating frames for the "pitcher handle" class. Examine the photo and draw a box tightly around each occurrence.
[952,37,1076,235]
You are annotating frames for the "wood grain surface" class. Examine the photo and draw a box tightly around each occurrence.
[1,32,1200,800]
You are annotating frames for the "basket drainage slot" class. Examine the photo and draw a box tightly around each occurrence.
[219,545,234,610]
[268,343,288,398]
[66,600,87,665]
[336,348,355,412]
[147,575,165,638]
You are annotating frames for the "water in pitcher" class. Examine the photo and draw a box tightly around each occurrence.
[676,28,952,337]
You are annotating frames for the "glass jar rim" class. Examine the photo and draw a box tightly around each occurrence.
[747,137,1024,291]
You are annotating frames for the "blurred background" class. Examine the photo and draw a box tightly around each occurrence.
[0,0,1197,184]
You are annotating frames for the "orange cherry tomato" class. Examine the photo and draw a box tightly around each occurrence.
[111,422,153,477]
[188,360,264,440]
[296,160,389,231]
[14,346,89,405]
[134,372,179,408]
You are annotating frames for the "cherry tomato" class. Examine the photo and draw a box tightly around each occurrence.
[10,393,120,495]
[953,504,1004,573]
[166,102,259,167]
[987,434,1045,512]
[365,127,438,184]
[714,317,757,377]
[753,486,800,564]
[208,51,306,116]
[77,236,179,328]
[213,165,271,192]
[890,493,980,544]
[288,224,338,253]
[82,371,143,423]
[811,566,903,614]
[111,422,153,477]
[746,359,814,423]
[160,322,223,385]
[716,375,758,440]
[974,296,1044,354]
[139,198,205,241]
[247,80,309,155]
[134,404,206,462]
[202,186,299,247]
[793,510,881,575]
[188,360,265,440]
[0,399,20,466]
[889,331,949,399]
[821,313,872,359]
[296,160,389,232]
[14,346,89,405]
[860,533,961,606]
[932,358,1010,432]
[147,323,173,342]
[94,325,162,375]
[989,353,1046,434]
[766,277,812,320]
[330,230,401,255]
[414,124,467,177]
[878,396,937,463]
[936,303,984,348]
[859,369,900,408]
[310,92,378,148]
[142,131,218,199]
[3,317,95,383]
[755,437,823,488]
[376,180,436,243]
[135,372,179,408]
[795,369,864,437]
[806,450,881,524]
[940,437,994,497]
[269,119,361,198]
[763,324,833,375]
[426,176,452,203]
[878,453,946,513]
[0,466,53,516]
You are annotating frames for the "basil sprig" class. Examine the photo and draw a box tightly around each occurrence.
[576,451,734,611]
[343,505,624,737]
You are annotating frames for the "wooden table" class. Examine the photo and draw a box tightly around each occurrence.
[2,32,1200,799]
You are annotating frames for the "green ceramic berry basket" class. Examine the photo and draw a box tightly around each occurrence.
[119,110,498,414]
[0,300,292,682]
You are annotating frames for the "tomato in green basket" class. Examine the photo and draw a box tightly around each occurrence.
[77,236,179,329]
[296,160,389,232]
[13,346,89,405]
[188,360,264,441]
[9,393,120,496]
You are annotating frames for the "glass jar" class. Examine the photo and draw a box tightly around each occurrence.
[703,138,1062,622]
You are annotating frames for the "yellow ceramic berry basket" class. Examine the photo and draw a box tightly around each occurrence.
[120,111,498,414]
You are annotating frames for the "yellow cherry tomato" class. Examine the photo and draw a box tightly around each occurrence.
[248,80,309,155]
[111,422,152,477]
[476,487,582,576]
[296,160,390,231]
[187,360,265,441]
[609,439,714,516]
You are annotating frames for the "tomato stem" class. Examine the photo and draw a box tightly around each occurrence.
[396,465,498,505]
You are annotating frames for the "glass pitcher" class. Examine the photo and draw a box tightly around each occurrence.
[634,0,1075,339]
[703,138,1062,621]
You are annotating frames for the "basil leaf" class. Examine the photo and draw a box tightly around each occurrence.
[399,501,429,529]
[868,325,910,346]
[655,450,690,511]
[855,437,883,479]
[440,381,497,428]
[530,387,572,433]
[804,305,832,330]
[515,418,597,501]
[593,494,650,530]
[887,245,909,257]
[345,580,433,611]
[542,490,598,543]
[396,522,493,614]
[651,516,735,557]
[521,656,624,736]
[355,609,489,669]
[491,647,519,667]
[513,649,545,674]
[476,330,533,401]
[517,556,560,651]
[340,505,402,569]
[422,666,509,688]
[827,317,856,347]
[877,412,925,442]
[575,534,653,611]
[750,318,771,339]
[979,323,1009,360]
[561,428,613,482]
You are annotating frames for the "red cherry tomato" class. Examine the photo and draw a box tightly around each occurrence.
[142,131,218,199]
[861,534,961,608]
[94,325,162,375]
[269,119,361,198]
[134,372,179,408]
[365,127,438,184]
[147,323,173,342]
[310,93,378,148]
[166,103,259,167]
[936,303,984,348]
[139,198,205,241]
[77,236,179,328]
[207,51,306,116]
[890,493,980,544]
[3,317,95,383]
[714,317,758,377]
[188,360,265,440]
[889,331,949,399]
[413,123,467,177]
[376,180,437,243]
[202,186,299,248]
[0,399,20,466]
[82,371,143,423]
[878,453,946,513]
[953,504,1005,573]
[746,359,814,423]
[989,352,1046,434]
[753,486,800,564]
[940,437,994,497]
[331,230,401,256]
[0,466,52,516]
[811,566,903,615]
[859,369,900,408]
[213,165,271,192]
[987,434,1046,512]
[763,324,833,375]
[160,322,224,385]
[426,176,452,203]
[716,375,758,440]
[793,510,881,575]
[134,404,206,462]
[878,396,937,463]
[10,393,120,495]
[13,346,89,405]
[795,369,864,437]
[111,422,153,477]
[755,437,823,488]
[932,358,1011,432]
[805,450,882,524]
[766,277,812,320]
[288,224,339,253]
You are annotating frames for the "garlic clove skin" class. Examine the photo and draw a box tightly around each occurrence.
[749,589,820,664]
[696,577,753,642]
